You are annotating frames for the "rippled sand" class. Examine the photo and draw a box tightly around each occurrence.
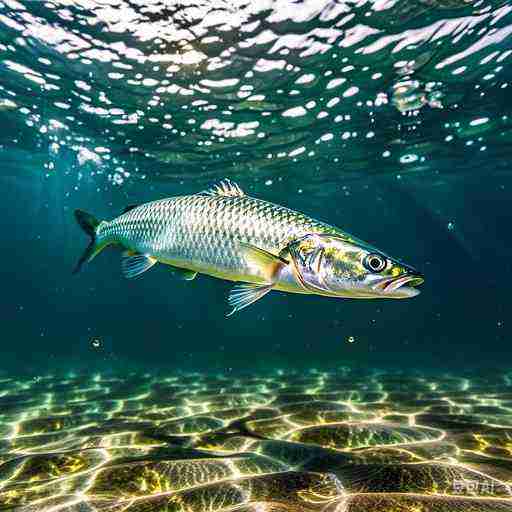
[1,368,511,511]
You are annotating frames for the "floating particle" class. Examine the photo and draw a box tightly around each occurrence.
[91,338,101,348]
[347,336,355,343]
[447,221,455,231]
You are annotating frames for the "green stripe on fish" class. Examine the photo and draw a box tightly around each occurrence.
[73,179,424,315]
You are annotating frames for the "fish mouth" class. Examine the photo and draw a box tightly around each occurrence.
[374,274,424,296]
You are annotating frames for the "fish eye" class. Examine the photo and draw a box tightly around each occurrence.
[363,253,386,273]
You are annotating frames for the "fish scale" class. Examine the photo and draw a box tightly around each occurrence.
[73,179,423,315]
[98,192,338,283]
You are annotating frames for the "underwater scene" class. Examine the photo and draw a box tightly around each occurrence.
[1,0,512,511]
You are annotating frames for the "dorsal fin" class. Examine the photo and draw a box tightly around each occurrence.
[122,204,140,214]
[203,179,245,197]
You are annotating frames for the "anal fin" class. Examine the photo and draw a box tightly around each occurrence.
[168,266,198,280]
[227,283,273,317]
[121,251,158,279]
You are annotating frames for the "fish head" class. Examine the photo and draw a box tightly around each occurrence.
[286,233,424,299]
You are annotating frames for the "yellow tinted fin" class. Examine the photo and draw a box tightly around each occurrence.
[239,242,288,282]
[121,251,157,279]
[168,266,198,280]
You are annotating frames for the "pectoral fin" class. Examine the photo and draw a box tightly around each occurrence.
[227,283,274,317]
[121,251,158,279]
[239,242,288,282]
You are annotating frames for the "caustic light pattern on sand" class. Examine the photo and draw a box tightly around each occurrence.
[1,367,512,511]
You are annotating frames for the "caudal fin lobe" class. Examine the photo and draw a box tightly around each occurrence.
[73,209,108,274]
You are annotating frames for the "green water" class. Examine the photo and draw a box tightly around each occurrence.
[0,0,511,511]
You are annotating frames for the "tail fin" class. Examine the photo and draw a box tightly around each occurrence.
[73,209,107,274]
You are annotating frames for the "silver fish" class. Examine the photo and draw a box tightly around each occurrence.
[74,180,424,315]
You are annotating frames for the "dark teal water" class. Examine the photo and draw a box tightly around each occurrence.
[1,0,511,373]
[0,2,511,511]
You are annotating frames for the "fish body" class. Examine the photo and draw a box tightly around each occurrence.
[98,190,338,293]
[74,180,424,315]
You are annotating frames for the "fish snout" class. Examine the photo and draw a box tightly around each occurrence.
[373,271,424,298]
